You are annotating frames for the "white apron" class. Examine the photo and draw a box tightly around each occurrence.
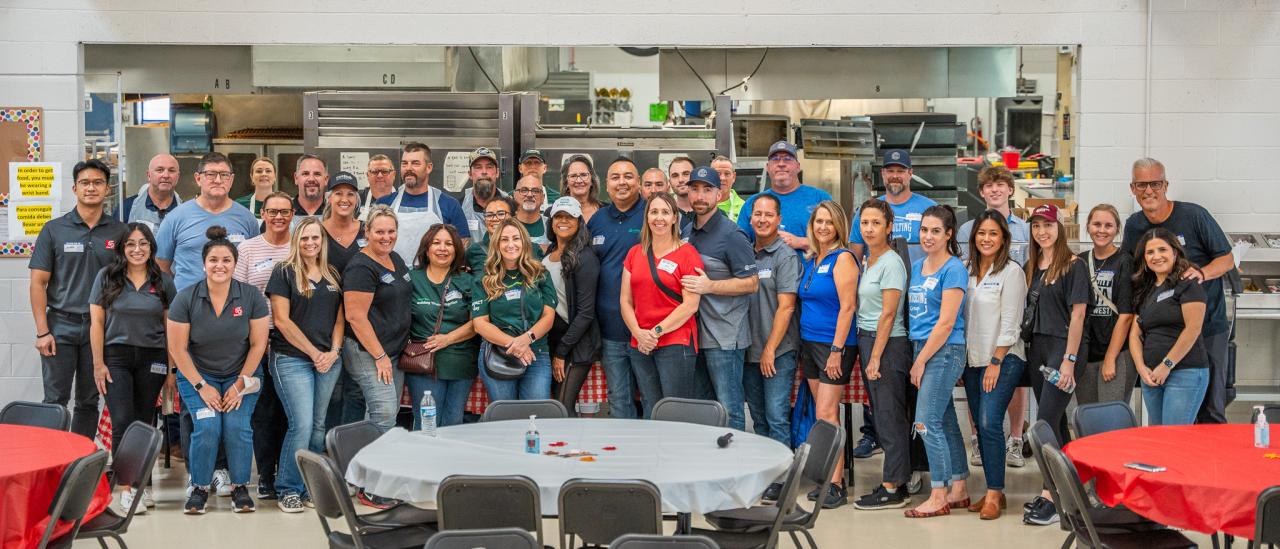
[388,187,444,267]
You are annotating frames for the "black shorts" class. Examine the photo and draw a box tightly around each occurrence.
[800,339,856,385]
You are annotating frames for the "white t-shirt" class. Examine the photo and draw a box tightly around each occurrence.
[541,256,569,322]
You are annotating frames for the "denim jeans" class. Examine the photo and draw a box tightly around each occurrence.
[102,344,167,460]
[478,342,552,402]
[960,354,1026,490]
[324,361,367,431]
[41,312,99,438]
[252,355,286,485]
[271,352,342,498]
[405,375,473,428]
[1142,367,1210,426]
[177,370,261,487]
[600,339,639,419]
[695,348,747,431]
[743,350,797,446]
[343,337,405,433]
[913,342,968,489]
[630,344,699,418]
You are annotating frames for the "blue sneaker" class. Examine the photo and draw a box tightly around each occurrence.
[851,434,882,459]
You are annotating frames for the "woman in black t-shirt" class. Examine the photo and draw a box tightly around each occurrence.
[1076,204,1137,406]
[1128,228,1209,426]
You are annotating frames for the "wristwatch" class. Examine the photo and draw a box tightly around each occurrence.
[654,325,664,336]
[989,356,1002,366]
[194,380,206,391]
[1064,353,1078,363]
[830,345,845,355]
[1162,357,1176,369]
[528,331,537,343]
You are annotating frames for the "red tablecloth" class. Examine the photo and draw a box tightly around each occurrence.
[1065,424,1280,540]
[0,424,111,549]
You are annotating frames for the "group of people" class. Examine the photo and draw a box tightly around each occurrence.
[30,137,1233,523]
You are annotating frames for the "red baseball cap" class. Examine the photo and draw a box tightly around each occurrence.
[1030,203,1060,224]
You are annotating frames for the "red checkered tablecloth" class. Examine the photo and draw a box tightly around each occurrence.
[95,391,181,454]
[397,364,610,414]
[789,353,868,405]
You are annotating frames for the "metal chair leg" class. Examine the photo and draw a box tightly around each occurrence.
[97,538,109,549]
[788,531,803,549]
[799,528,818,549]
[1060,532,1075,549]
[1212,532,1222,549]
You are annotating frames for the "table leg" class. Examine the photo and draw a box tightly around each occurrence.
[676,512,692,535]
[1212,532,1221,549]
[843,402,854,488]
[1225,533,1233,548]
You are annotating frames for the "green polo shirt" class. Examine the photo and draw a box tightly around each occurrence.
[470,269,557,353]
[409,269,479,380]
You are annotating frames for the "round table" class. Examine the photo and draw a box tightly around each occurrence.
[0,424,111,548]
[346,418,794,515]
[1065,424,1280,540]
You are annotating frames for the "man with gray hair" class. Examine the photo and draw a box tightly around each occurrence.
[1120,157,1235,424]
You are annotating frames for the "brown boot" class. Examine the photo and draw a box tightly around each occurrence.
[979,492,1006,520]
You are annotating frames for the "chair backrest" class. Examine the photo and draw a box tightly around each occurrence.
[1071,401,1137,439]
[559,479,663,548]
[325,420,382,476]
[425,527,539,549]
[1,401,71,431]
[1257,485,1280,546]
[1253,405,1280,425]
[1040,443,1105,549]
[108,422,163,524]
[438,475,543,545]
[650,397,728,427]
[296,450,369,546]
[610,534,720,549]
[38,450,109,549]
[795,419,844,527]
[481,399,569,422]
[761,444,810,549]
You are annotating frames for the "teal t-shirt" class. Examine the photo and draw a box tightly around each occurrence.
[856,251,908,337]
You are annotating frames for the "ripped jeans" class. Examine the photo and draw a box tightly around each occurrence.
[912,342,969,490]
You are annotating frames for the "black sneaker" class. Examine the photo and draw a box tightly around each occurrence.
[762,482,783,502]
[257,478,278,500]
[851,434,882,459]
[230,485,256,513]
[184,486,209,515]
[806,485,822,501]
[1023,498,1059,526]
[853,485,910,510]
[819,484,848,509]
[1023,495,1046,512]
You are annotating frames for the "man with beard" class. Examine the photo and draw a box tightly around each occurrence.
[640,168,670,201]
[460,147,508,243]
[375,142,471,261]
[850,149,936,258]
[514,174,550,247]
[668,156,696,224]
[518,149,560,202]
[736,141,832,252]
[292,155,328,220]
[121,153,182,230]
[682,166,759,431]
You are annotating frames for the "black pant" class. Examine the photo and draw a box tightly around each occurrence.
[858,332,914,485]
[548,316,593,417]
[251,357,287,483]
[102,344,167,460]
[1027,334,1085,448]
[41,311,99,439]
[1195,330,1231,424]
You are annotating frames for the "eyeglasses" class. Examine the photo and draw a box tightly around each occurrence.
[262,208,293,218]
[368,169,394,176]
[75,179,108,187]
[483,211,511,220]
[1131,179,1167,191]
[566,173,591,181]
[200,171,234,180]
[515,188,543,195]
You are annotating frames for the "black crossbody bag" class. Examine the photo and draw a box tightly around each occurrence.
[647,248,684,303]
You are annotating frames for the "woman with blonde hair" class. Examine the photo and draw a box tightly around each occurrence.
[472,218,558,401]
[235,157,277,218]
[1076,203,1137,406]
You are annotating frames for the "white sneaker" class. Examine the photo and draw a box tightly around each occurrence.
[142,487,155,508]
[968,435,982,466]
[213,469,233,497]
[1006,437,1026,468]
[120,489,147,515]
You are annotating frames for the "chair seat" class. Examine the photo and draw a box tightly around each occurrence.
[1092,529,1197,549]
[357,503,438,531]
[688,527,769,549]
[77,507,127,537]
[330,524,435,549]
[704,506,808,532]
[1089,505,1161,532]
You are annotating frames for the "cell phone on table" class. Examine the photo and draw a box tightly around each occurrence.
[1124,462,1166,473]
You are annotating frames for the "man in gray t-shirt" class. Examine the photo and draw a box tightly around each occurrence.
[741,193,801,446]
[681,167,759,431]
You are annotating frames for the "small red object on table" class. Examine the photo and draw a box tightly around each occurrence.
[1065,424,1280,540]
[1,424,111,548]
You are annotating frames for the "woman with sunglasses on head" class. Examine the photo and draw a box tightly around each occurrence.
[90,222,177,513]
[405,223,477,428]
[542,197,602,415]
[1129,228,1210,426]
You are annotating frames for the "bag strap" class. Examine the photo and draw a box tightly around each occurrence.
[432,275,451,335]
[647,247,684,303]
[1086,252,1119,315]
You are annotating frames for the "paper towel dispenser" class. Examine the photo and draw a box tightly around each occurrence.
[170,105,216,154]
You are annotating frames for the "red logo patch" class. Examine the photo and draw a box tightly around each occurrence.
[104,240,115,250]
[233,306,243,317]
[149,286,156,294]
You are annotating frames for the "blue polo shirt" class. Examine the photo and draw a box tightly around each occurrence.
[737,185,832,243]
[587,198,646,341]
[684,212,758,350]
[155,201,260,290]
[850,193,937,245]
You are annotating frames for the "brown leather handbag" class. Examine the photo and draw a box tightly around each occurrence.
[399,275,451,376]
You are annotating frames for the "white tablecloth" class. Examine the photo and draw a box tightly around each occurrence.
[346,418,794,514]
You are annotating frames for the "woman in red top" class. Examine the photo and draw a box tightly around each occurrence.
[621,192,704,417]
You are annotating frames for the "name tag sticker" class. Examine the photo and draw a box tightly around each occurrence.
[150,362,168,375]
[817,264,831,274]
[63,242,85,253]
[403,272,411,281]
[592,235,605,246]
[445,290,463,302]
[658,259,678,274]
[905,213,923,222]
[380,273,395,284]
[504,289,522,301]
[922,277,938,291]
[1177,234,1187,246]
[357,238,368,247]
[253,259,275,273]
[228,234,245,244]
[468,219,480,232]
[195,408,216,420]
[1156,289,1175,302]
[758,268,773,279]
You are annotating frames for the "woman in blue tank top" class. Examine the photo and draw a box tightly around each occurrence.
[796,200,860,508]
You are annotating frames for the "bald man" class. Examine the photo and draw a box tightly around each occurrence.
[122,153,182,230]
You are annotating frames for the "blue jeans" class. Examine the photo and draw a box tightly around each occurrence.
[960,354,1026,490]
[405,375,473,428]
[177,370,261,487]
[913,342,968,489]
[743,351,797,446]
[601,339,639,419]
[271,352,342,498]
[343,337,404,433]
[1142,367,1210,426]
[478,342,552,402]
[696,348,747,431]
[629,344,699,418]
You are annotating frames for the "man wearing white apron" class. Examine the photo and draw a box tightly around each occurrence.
[123,154,182,231]
[376,142,472,264]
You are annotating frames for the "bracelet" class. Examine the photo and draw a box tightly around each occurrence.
[372,352,387,361]
[36,331,50,338]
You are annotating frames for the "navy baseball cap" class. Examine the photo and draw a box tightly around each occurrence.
[328,171,359,191]
[883,149,912,169]
[767,140,798,159]
[519,149,545,163]
[688,165,721,188]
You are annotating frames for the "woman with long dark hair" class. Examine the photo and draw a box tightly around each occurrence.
[1129,228,1209,426]
[560,155,603,222]
[89,222,176,512]
[543,197,602,414]
[406,223,477,427]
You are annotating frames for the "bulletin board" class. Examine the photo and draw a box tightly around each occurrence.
[0,107,46,256]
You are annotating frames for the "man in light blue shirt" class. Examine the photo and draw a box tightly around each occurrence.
[737,140,833,252]
[850,149,938,257]
[956,165,1030,265]
[156,152,260,290]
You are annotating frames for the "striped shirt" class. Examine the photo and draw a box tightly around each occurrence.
[234,235,291,329]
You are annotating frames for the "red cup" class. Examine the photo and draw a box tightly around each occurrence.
[1002,150,1021,171]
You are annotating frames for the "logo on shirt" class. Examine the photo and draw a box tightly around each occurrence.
[105,240,116,250]
[233,306,244,317]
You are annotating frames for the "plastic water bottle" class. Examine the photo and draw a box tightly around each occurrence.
[525,415,540,454]
[419,391,437,437]
[1256,406,1271,449]
[1039,366,1076,393]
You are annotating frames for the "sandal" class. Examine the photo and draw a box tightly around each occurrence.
[948,498,971,510]
[904,505,951,518]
